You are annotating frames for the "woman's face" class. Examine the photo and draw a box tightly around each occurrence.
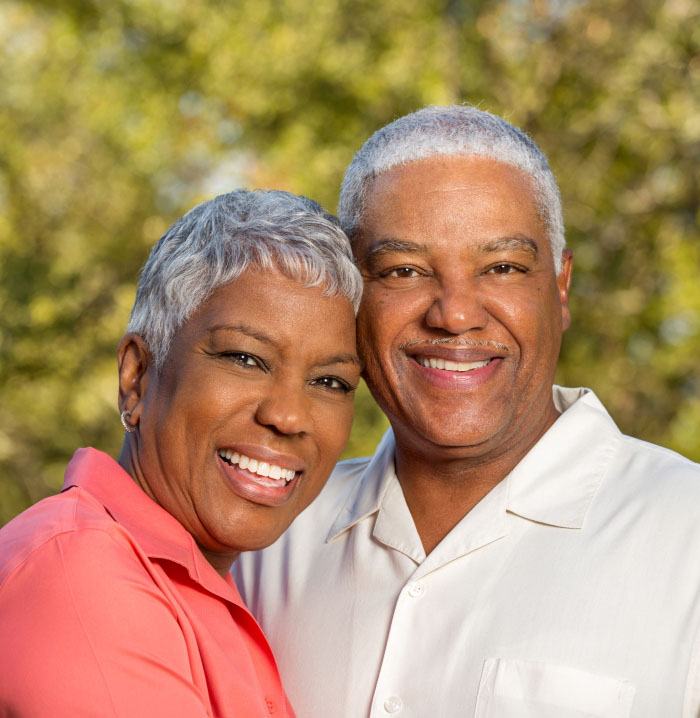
[120,266,359,572]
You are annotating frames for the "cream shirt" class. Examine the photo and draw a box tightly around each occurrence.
[234,387,700,717]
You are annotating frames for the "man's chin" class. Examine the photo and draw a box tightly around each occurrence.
[393,413,509,458]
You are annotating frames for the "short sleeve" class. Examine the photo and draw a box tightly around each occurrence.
[0,527,211,717]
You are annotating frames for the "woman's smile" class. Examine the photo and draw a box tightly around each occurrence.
[217,445,304,507]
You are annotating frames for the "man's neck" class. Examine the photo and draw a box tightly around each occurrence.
[393,403,560,555]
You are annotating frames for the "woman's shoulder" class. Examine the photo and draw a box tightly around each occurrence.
[0,486,141,591]
[0,489,209,717]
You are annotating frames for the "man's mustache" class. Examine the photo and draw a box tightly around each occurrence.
[398,337,511,354]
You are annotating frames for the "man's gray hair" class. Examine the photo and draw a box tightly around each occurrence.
[338,105,566,272]
[128,189,363,369]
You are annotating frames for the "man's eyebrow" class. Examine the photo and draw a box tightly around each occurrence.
[362,239,429,263]
[208,323,274,345]
[481,235,539,257]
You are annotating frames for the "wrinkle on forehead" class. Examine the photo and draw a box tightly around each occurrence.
[423,184,490,195]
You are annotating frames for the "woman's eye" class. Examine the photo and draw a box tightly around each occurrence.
[223,352,261,368]
[312,376,353,393]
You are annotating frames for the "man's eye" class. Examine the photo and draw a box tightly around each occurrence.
[382,267,421,279]
[487,263,526,275]
[312,376,353,393]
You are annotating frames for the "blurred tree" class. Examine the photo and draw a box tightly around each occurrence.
[0,0,698,524]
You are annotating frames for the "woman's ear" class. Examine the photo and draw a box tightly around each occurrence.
[117,334,153,428]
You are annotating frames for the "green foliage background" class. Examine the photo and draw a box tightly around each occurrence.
[1,0,698,524]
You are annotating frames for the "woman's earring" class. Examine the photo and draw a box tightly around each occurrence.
[120,410,136,433]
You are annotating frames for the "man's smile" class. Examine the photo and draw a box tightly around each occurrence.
[402,340,510,378]
[415,357,492,372]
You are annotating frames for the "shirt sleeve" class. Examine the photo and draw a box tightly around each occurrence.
[0,526,212,717]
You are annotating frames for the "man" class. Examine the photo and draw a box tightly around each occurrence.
[235,106,700,717]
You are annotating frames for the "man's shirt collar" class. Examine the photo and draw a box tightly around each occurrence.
[327,386,622,550]
[506,386,621,528]
[327,430,397,541]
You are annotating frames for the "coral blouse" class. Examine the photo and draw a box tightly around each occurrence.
[0,448,293,717]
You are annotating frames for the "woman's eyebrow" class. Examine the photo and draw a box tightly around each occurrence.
[316,353,362,368]
[207,328,361,368]
[208,323,275,345]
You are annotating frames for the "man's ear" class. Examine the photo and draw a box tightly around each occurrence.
[558,249,574,332]
[117,333,153,428]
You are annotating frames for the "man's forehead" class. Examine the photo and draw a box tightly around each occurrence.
[367,154,536,191]
[355,156,547,253]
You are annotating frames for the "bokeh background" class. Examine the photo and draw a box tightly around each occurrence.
[1,0,698,524]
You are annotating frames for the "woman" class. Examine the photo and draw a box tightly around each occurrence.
[0,189,362,717]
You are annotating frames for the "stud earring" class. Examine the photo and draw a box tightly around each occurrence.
[120,410,136,433]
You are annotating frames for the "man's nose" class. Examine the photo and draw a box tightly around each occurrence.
[254,380,312,437]
[425,279,489,335]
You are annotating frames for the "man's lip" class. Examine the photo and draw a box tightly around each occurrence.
[407,354,504,389]
[404,345,507,362]
[216,443,306,473]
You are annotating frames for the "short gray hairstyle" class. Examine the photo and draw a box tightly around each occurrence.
[338,105,566,272]
[128,189,363,369]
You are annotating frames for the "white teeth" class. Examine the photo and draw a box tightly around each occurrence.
[218,450,297,485]
[419,357,491,372]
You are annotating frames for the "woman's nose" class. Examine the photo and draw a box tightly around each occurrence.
[254,383,312,437]
[424,280,489,335]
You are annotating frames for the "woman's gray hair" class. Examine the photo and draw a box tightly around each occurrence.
[127,189,363,369]
[338,105,566,272]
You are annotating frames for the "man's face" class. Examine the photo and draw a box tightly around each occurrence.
[354,155,572,463]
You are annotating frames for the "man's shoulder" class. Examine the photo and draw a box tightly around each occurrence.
[605,432,700,517]
[617,432,700,480]
[559,386,700,497]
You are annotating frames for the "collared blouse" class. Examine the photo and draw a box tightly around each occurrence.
[0,448,293,718]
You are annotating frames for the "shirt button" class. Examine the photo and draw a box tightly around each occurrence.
[407,582,425,598]
[383,696,403,713]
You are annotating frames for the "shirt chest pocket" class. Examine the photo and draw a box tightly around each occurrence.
[474,658,636,718]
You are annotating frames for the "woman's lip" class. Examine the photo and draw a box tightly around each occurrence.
[217,454,297,508]
[217,443,305,473]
